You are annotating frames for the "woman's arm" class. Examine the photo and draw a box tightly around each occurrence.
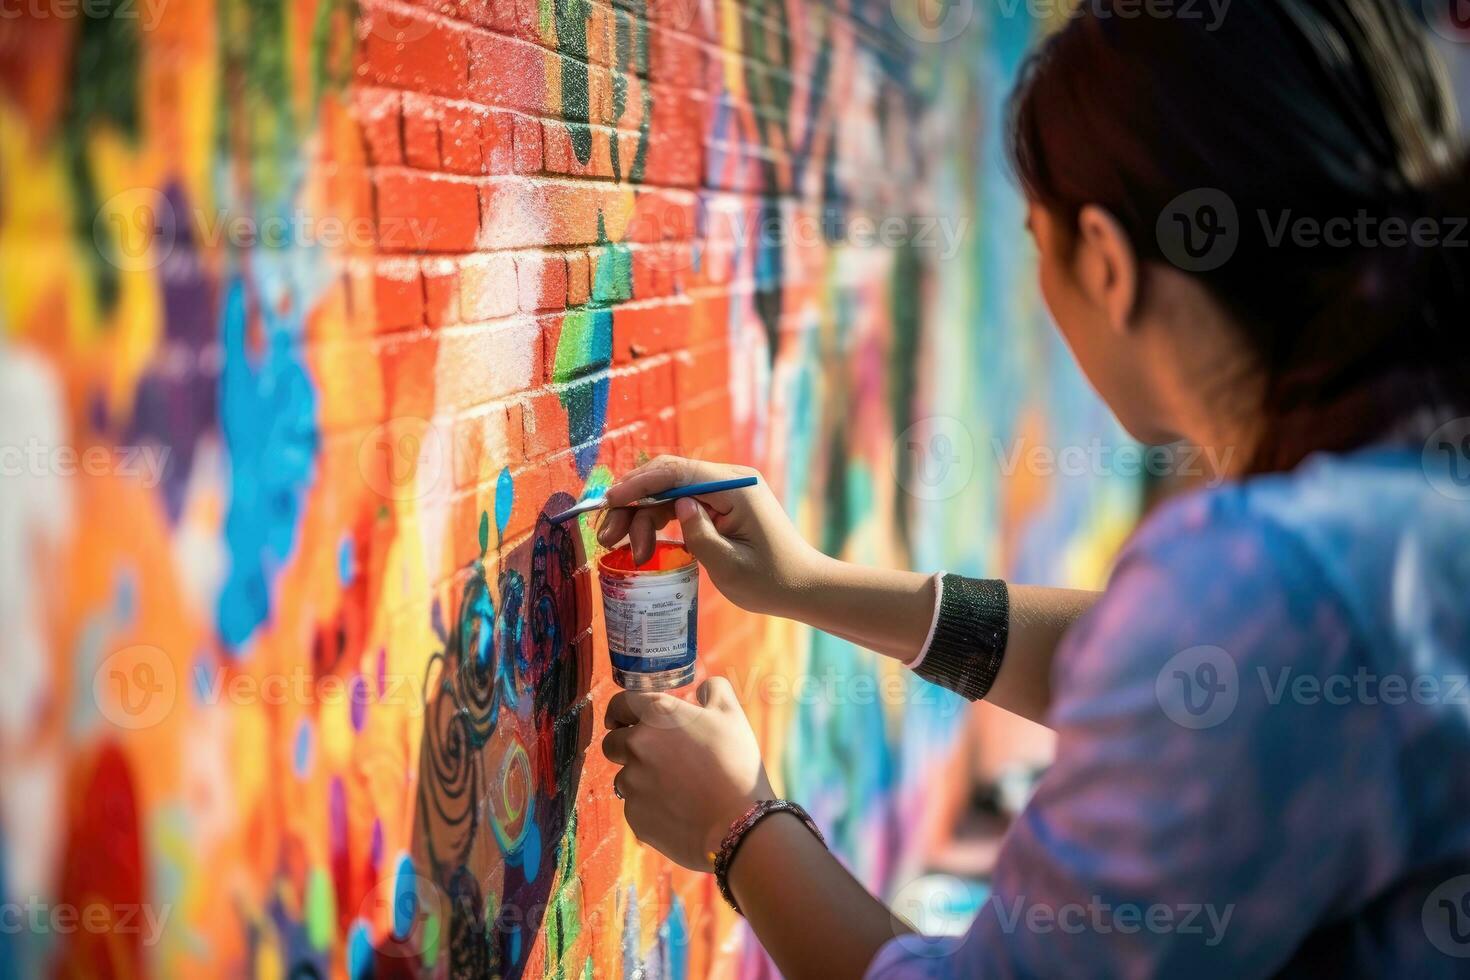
[597,456,1102,726]
[726,809,910,980]
[794,557,1100,723]
[602,682,914,980]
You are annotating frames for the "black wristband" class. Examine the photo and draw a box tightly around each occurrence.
[913,574,1009,701]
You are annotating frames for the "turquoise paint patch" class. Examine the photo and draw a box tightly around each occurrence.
[293,717,313,778]
[338,535,354,585]
[495,466,514,539]
[392,852,418,940]
[216,274,320,653]
[659,894,689,980]
[346,918,372,980]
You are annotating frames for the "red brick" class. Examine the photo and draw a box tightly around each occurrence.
[435,319,542,411]
[651,0,704,35]
[481,179,605,249]
[585,0,614,66]
[603,370,640,432]
[421,257,459,327]
[566,251,590,307]
[511,0,548,44]
[674,344,727,400]
[649,26,704,88]
[376,333,438,421]
[376,171,479,252]
[358,3,469,99]
[613,302,680,362]
[374,257,425,332]
[542,121,615,178]
[517,253,569,313]
[514,116,544,174]
[439,104,485,175]
[355,88,403,166]
[676,391,733,450]
[643,88,703,187]
[467,31,548,114]
[520,390,567,458]
[501,463,552,542]
[452,0,500,29]
[636,359,675,409]
[452,403,515,489]
[483,111,515,175]
[459,252,518,322]
[402,94,442,169]
[632,246,672,300]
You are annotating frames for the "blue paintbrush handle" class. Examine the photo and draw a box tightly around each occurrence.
[647,476,758,503]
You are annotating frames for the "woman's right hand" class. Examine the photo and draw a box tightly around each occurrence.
[595,456,827,618]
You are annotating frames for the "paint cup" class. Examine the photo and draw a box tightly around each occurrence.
[598,541,698,691]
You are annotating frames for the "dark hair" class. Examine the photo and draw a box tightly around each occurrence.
[1007,0,1470,473]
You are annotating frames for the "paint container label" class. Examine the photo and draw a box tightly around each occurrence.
[598,542,698,690]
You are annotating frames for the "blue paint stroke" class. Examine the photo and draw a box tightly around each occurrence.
[216,272,320,653]
[495,466,514,539]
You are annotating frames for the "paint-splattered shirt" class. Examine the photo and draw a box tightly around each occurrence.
[869,447,1470,978]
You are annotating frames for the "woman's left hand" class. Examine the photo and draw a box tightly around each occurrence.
[602,677,774,871]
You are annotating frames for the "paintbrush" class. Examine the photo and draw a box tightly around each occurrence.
[548,476,759,524]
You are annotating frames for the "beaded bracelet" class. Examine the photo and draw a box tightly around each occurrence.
[712,799,826,915]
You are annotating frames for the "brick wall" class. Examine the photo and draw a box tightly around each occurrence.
[0,0,1137,976]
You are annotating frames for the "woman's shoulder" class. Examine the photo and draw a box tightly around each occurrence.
[1111,446,1464,662]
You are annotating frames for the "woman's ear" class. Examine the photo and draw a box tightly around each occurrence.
[1074,205,1140,337]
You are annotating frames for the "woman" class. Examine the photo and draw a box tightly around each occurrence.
[596,1,1470,976]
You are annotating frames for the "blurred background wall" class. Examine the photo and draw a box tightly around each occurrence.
[2,0,1462,976]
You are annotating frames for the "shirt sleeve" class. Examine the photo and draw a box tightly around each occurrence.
[868,502,1390,979]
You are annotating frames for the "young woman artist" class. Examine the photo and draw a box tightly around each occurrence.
[595,2,1470,975]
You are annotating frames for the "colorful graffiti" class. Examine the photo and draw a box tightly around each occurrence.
[0,0,1138,977]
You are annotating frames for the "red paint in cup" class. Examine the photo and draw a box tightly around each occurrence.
[598,541,698,691]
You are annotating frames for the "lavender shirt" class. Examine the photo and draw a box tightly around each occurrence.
[870,447,1470,978]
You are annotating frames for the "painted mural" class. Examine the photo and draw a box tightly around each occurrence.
[0,0,1138,977]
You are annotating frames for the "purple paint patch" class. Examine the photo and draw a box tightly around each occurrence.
[329,777,347,856]
[350,674,368,731]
